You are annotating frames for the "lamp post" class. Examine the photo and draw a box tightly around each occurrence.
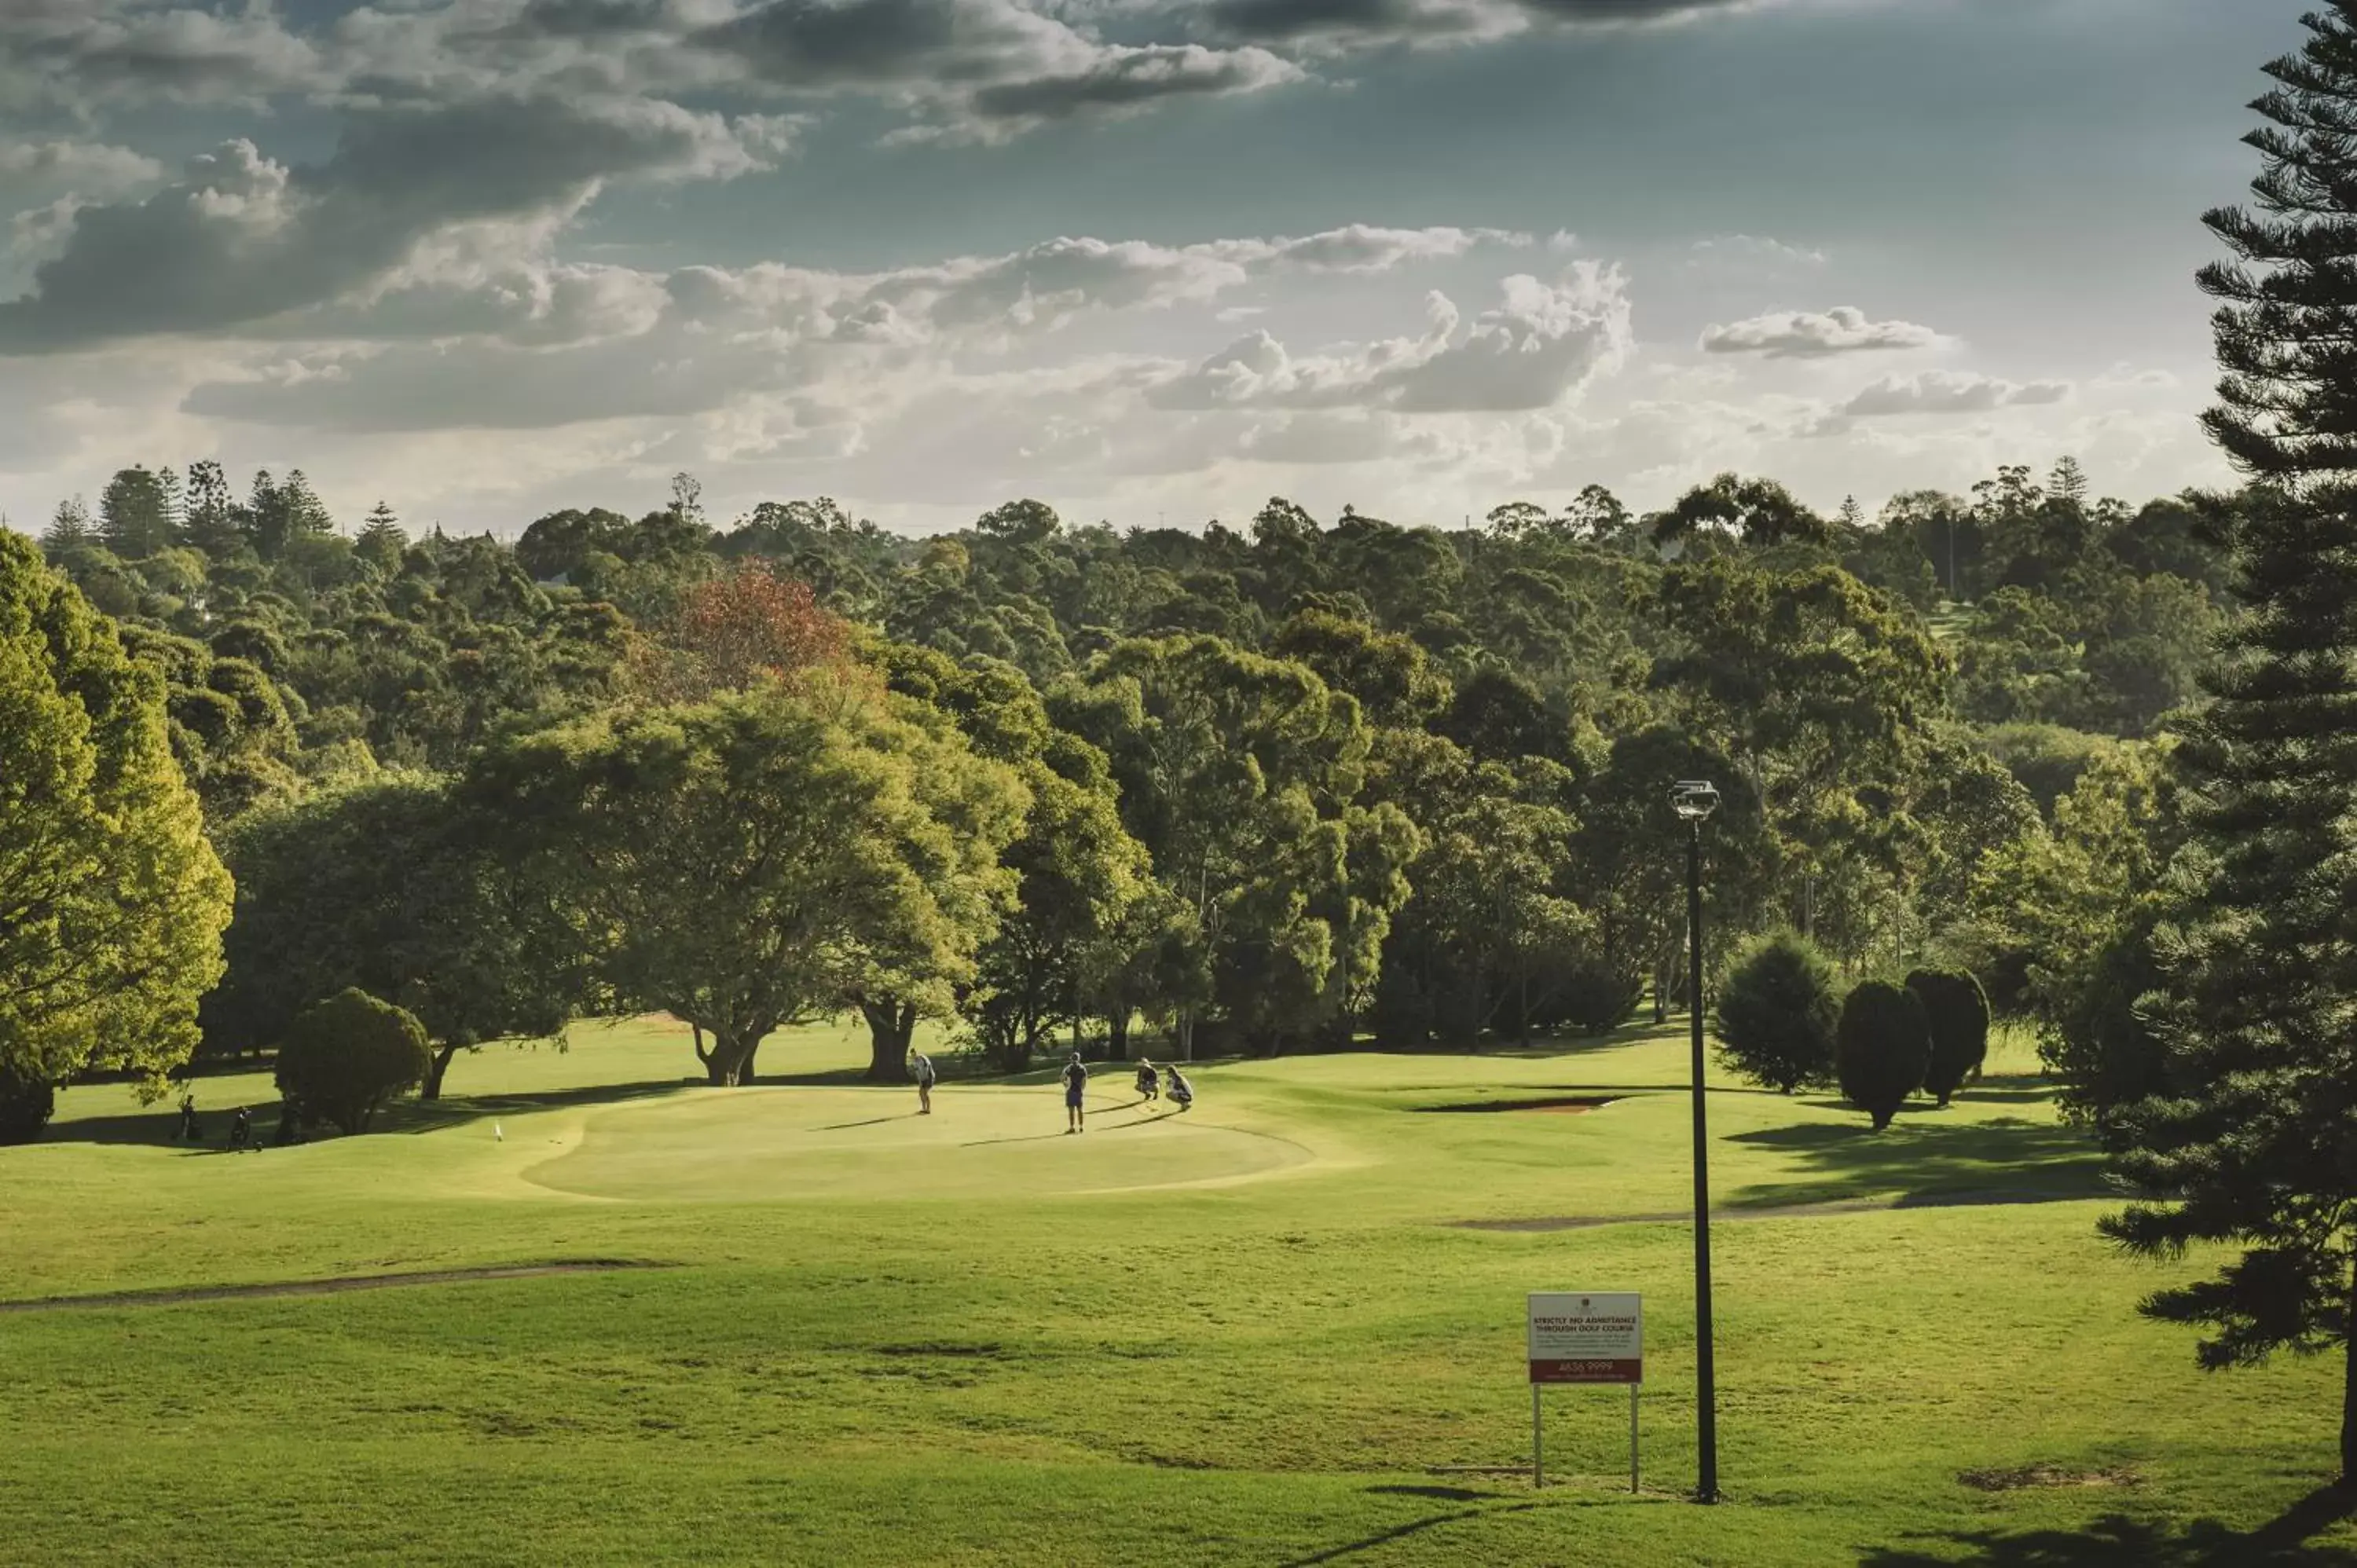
[1671,779,1721,1504]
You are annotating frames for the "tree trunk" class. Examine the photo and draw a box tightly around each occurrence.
[702,1028,757,1086]
[1108,1009,1131,1061]
[862,1000,917,1083]
[2344,1248,2357,1487]
[1178,1011,1195,1063]
[738,1036,761,1086]
[423,1044,458,1101]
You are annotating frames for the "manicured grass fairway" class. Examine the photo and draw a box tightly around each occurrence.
[4,1020,2355,1566]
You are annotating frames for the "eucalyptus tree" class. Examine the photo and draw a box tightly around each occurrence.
[469,671,1026,1086]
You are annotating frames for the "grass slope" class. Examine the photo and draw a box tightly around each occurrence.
[1,1020,2350,1566]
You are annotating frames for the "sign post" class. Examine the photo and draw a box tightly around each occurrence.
[1527,1292,1643,1493]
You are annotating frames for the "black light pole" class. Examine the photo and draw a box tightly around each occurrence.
[1673,779,1721,1504]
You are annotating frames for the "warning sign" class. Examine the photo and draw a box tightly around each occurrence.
[1527,1292,1642,1385]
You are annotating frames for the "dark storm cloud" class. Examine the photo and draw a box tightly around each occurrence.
[1201,0,1759,46]
[694,0,1298,130]
[967,43,1298,119]
[1202,0,1497,45]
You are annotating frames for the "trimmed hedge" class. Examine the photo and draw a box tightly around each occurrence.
[1906,966,1991,1107]
[274,988,431,1135]
[1714,932,1839,1093]
[1836,980,1930,1131]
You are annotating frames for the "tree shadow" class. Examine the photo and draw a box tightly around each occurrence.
[42,1078,690,1149]
[1723,1115,2107,1210]
[1860,1488,2357,1566]
[1276,1500,1546,1566]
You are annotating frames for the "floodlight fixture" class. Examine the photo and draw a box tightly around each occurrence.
[1671,780,1721,822]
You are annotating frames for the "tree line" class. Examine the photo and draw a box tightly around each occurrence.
[4,443,2226,1127]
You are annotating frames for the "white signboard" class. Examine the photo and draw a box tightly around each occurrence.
[1527,1291,1642,1385]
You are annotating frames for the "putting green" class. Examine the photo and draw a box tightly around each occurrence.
[522,1083,1318,1202]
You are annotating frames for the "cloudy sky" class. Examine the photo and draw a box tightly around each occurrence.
[0,0,2312,537]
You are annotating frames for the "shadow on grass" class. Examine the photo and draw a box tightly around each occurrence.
[43,1078,691,1149]
[1724,1115,2107,1211]
[1860,1487,2357,1566]
[1278,1498,1547,1566]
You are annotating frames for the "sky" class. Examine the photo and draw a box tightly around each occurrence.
[0,0,2317,539]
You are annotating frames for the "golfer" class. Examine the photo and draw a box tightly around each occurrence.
[1061,1052,1089,1134]
[1135,1058,1160,1103]
[1167,1064,1194,1113]
[911,1049,937,1116]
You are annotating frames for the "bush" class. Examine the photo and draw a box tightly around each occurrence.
[1906,966,1991,1106]
[0,1062,56,1145]
[1836,980,1930,1131]
[274,988,431,1135]
[1714,933,1839,1093]
[2040,907,2171,1145]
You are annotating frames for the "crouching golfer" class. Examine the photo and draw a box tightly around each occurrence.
[1135,1058,1160,1103]
[1167,1065,1194,1113]
[1061,1052,1089,1134]
[911,1049,937,1116]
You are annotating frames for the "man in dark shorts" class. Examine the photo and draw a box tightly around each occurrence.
[910,1049,937,1116]
[1061,1052,1088,1134]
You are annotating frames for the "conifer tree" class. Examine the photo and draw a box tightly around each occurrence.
[97,466,172,558]
[39,496,96,557]
[2102,3,2357,1483]
[357,500,407,571]
[183,460,239,556]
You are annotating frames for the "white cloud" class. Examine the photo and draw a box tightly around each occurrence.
[1837,369,2072,418]
[1149,264,1632,413]
[1688,233,1824,266]
[0,138,164,199]
[173,227,1574,437]
[1700,305,1945,358]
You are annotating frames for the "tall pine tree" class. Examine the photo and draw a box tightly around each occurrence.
[40,496,96,558]
[183,460,239,557]
[357,500,406,571]
[97,466,172,559]
[2102,3,2357,1483]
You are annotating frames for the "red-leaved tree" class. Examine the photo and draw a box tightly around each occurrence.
[636,562,849,699]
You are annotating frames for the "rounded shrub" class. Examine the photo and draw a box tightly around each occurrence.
[274,988,431,1135]
[1714,932,1839,1094]
[1836,980,1930,1131]
[0,1061,56,1145]
[1905,966,1991,1107]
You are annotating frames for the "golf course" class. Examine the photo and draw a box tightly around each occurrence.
[3,1019,2348,1566]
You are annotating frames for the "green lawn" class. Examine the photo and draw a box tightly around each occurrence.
[2,1020,2351,1566]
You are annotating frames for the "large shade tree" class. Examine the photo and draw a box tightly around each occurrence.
[467,672,1025,1086]
[207,774,575,1098]
[0,532,231,1137]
